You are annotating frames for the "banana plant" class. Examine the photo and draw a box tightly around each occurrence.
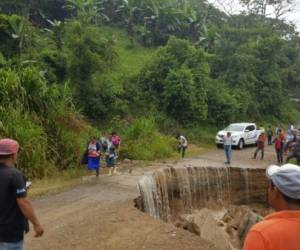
[8,15,26,56]
[65,0,100,24]
[196,24,222,51]
[45,19,64,50]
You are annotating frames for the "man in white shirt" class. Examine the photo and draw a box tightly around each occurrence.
[223,132,233,164]
[178,135,188,158]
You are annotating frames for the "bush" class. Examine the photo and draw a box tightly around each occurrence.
[0,14,19,56]
[0,63,88,178]
[0,107,50,178]
[137,37,209,124]
[40,48,68,83]
[181,125,218,146]
[120,118,176,160]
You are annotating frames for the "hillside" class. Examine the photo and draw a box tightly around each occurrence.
[99,26,156,79]
[1,0,300,178]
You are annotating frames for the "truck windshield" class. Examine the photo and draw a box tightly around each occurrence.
[224,124,244,132]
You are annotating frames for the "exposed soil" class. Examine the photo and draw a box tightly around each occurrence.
[25,145,277,250]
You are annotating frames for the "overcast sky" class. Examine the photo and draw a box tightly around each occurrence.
[207,0,300,31]
[289,10,300,30]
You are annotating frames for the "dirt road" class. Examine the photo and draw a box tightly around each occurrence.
[25,145,277,250]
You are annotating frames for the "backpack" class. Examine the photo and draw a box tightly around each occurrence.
[96,141,101,151]
[101,140,108,151]
[267,130,273,137]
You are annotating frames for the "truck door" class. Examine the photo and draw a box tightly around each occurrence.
[245,125,257,144]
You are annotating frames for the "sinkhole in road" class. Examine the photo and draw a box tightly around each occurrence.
[135,166,271,250]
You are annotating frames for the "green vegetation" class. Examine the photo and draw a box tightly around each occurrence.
[120,118,177,160]
[0,59,88,178]
[0,0,300,178]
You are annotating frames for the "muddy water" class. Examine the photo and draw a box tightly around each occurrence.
[137,166,270,249]
[138,166,268,221]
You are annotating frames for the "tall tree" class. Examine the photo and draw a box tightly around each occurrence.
[240,0,297,19]
[0,0,69,25]
[64,0,99,24]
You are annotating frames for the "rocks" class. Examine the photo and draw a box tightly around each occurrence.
[170,233,177,238]
[177,206,263,250]
[123,158,132,164]
[178,214,201,236]
[179,209,238,250]
[217,221,225,227]
[223,206,263,244]
[134,196,144,211]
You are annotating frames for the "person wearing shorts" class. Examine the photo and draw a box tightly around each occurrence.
[106,139,117,176]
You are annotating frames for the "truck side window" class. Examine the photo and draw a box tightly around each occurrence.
[246,125,255,132]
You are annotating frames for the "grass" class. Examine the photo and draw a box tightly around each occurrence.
[29,168,85,198]
[185,144,212,157]
[181,125,218,148]
[99,26,156,80]
[120,117,178,160]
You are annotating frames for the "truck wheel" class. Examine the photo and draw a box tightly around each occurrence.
[238,139,244,150]
[216,144,223,149]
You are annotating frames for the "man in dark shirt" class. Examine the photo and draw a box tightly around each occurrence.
[0,139,44,250]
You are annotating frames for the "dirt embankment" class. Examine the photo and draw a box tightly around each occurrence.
[26,146,276,250]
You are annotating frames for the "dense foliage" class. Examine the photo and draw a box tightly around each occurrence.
[120,118,177,160]
[1,0,300,176]
[0,61,87,178]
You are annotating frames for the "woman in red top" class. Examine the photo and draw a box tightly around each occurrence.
[253,132,267,160]
[273,135,284,164]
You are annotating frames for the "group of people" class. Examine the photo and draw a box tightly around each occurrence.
[253,125,300,164]
[83,132,121,177]
[217,126,300,250]
[223,125,300,165]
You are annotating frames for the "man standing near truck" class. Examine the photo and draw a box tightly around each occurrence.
[223,132,233,165]
[253,132,266,160]
[266,126,273,145]
[0,138,44,250]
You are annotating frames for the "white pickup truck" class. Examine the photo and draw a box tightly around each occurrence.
[215,123,264,149]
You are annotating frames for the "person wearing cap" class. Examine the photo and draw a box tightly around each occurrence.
[243,164,300,250]
[0,139,44,250]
